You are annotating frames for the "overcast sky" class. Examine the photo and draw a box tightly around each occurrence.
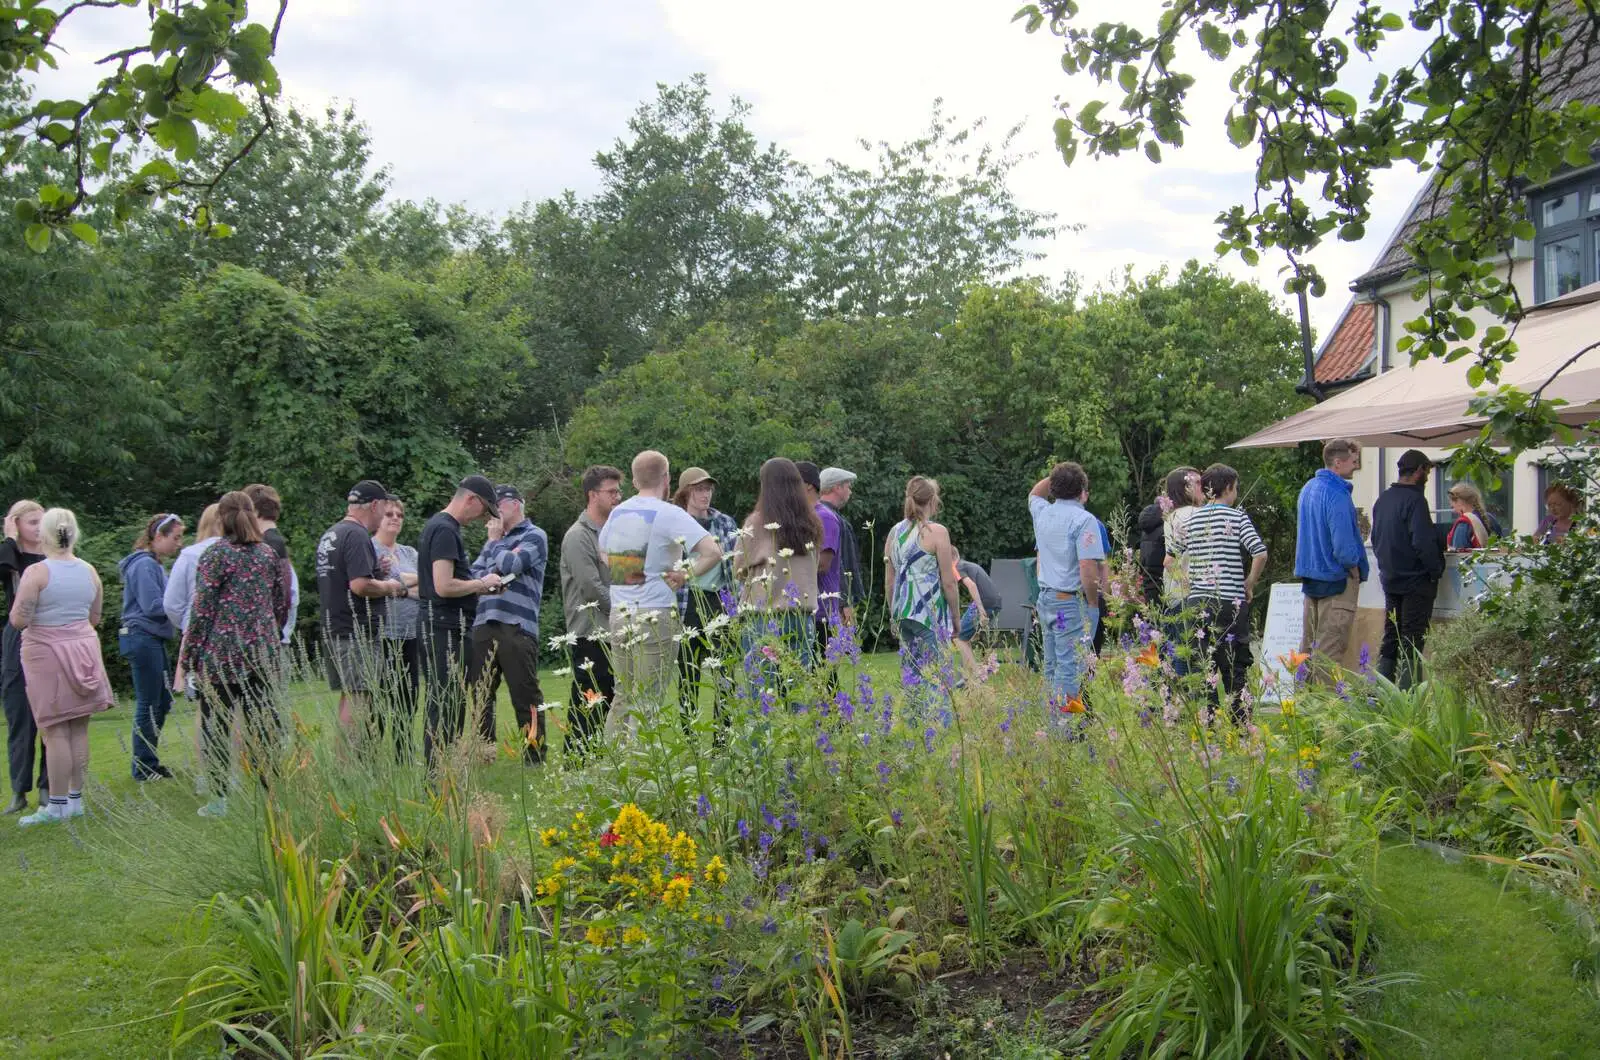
[40,0,1433,337]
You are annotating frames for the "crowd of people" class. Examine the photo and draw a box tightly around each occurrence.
[4,440,1585,826]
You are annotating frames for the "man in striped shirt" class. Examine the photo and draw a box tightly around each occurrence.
[1168,464,1267,721]
[468,484,549,763]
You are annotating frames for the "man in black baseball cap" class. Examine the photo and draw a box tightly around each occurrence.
[458,474,499,513]
[1370,449,1444,688]
[415,473,504,766]
[317,480,405,745]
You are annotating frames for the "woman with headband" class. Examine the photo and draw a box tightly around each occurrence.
[119,512,186,780]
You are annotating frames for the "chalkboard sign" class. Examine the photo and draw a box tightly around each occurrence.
[1258,582,1305,701]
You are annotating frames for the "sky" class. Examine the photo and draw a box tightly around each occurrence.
[36,0,1434,338]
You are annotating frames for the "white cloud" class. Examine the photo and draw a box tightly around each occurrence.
[658,0,1426,336]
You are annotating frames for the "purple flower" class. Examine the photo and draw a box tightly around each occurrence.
[776,883,792,901]
[1295,768,1317,793]
[696,794,711,819]
[719,587,739,616]
[923,727,936,753]
[741,895,757,910]
[1358,643,1372,675]
[816,731,834,756]
[834,691,855,722]
[737,818,750,840]
[761,916,778,935]
[759,691,776,716]
[1226,775,1240,796]
[711,974,724,991]
[758,831,774,852]
[1349,750,1364,770]
[783,580,802,607]
[1138,709,1153,729]
[1053,608,1068,631]
[1334,680,1350,701]
[876,760,891,784]
[890,809,903,827]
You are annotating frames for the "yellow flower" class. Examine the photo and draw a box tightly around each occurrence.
[581,842,601,861]
[622,926,649,945]
[1280,699,1296,718]
[540,827,560,848]
[552,856,578,873]
[585,924,611,947]
[1298,745,1322,766]
[536,873,564,898]
[670,831,699,868]
[662,875,693,910]
[703,855,729,888]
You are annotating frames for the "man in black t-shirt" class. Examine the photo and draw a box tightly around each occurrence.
[316,480,407,742]
[416,474,502,766]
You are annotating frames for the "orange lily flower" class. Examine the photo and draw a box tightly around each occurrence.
[1280,651,1311,673]
[1135,643,1161,668]
[1059,696,1086,715]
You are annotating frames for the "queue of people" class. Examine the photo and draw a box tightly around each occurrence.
[7,441,1586,823]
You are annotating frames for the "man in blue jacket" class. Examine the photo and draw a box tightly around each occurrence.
[1370,450,1445,688]
[1295,438,1370,680]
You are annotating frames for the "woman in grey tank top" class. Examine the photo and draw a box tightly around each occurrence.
[8,508,113,828]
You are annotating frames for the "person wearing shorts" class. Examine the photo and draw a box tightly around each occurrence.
[315,480,405,742]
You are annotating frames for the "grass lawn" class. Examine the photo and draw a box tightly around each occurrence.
[0,652,908,1059]
[1372,842,1600,1059]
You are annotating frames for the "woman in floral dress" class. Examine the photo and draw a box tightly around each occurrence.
[174,491,287,817]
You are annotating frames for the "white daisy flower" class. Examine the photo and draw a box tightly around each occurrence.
[778,547,794,559]
[764,522,781,531]
[552,666,573,677]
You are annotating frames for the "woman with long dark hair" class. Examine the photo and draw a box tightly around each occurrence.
[119,512,185,780]
[734,458,823,669]
[174,492,287,818]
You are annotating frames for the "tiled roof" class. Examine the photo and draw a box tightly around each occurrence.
[1351,6,1600,290]
[1313,300,1377,386]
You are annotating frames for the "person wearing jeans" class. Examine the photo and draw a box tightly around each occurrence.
[1295,438,1369,681]
[118,513,185,780]
[1029,463,1105,709]
[1370,450,1444,688]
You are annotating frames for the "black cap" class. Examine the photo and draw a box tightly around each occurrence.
[495,483,524,503]
[347,480,393,504]
[458,474,498,511]
[1396,449,1432,474]
[795,460,822,491]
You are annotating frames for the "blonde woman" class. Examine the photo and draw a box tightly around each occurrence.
[3,499,48,813]
[9,509,114,827]
[886,476,959,715]
[1446,483,1502,551]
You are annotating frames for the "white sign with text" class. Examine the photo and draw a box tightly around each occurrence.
[1258,582,1305,700]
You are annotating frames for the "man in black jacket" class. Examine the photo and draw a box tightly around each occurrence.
[1370,450,1445,688]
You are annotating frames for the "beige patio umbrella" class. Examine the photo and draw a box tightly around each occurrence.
[1231,281,1600,449]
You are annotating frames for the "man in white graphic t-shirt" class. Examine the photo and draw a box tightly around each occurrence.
[597,450,722,735]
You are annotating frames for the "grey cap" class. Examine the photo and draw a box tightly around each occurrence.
[819,467,857,490]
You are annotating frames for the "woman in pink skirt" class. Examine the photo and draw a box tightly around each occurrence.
[8,508,113,827]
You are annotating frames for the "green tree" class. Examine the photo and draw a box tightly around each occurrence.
[2,0,287,244]
[168,264,537,547]
[0,99,178,510]
[801,105,1060,319]
[587,75,804,352]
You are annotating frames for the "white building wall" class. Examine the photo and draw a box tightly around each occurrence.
[1344,257,1565,537]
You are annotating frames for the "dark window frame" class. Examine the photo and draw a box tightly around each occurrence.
[1532,171,1600,304]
